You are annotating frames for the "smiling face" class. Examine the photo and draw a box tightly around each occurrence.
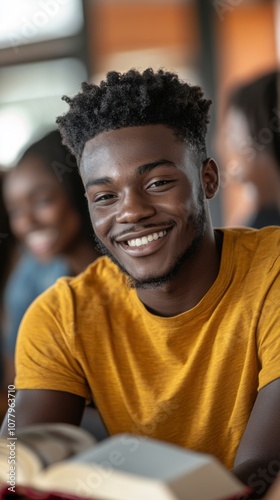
[80,124,218,288]
[3,155,82,261]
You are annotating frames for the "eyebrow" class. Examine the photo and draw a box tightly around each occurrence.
[85,159,176,190]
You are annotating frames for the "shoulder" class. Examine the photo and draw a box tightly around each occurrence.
[16,256,129,347]
[221,226,280,261]
[218,227,280,286]
[5,252,70,301]
[4,252,39,304]
[62,256,126,292]
[6,252,69,283]
[27,256,127,311]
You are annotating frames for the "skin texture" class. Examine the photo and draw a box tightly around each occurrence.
[80,125,220,316]
[1,125,280,499]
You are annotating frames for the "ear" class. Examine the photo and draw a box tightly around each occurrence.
[201,158,219,199]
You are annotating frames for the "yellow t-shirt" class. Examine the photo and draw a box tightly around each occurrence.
[15,227,280,469]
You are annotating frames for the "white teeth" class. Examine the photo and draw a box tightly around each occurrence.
[26,229,58,246]
[127,230,166,247]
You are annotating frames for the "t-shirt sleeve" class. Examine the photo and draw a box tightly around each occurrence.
[257,265,280,390]
[15,279,91,402]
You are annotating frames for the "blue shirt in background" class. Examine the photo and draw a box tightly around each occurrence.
[3,252,70,356]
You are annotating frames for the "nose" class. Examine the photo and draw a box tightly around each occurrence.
[115,190,156,223]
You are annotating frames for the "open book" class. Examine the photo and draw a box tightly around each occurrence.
[0,423,248,500]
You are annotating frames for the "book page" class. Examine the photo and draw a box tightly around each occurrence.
[17,423,96,468]
[0,423,96,487]
[33,434,246,500]
[64,434,210,478]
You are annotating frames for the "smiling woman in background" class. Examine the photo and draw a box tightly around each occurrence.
[2,130,100,387]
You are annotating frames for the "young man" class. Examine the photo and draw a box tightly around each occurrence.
[1,69,280,497]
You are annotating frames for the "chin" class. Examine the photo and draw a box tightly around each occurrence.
[125,264,180,290]
[33,251,56,263]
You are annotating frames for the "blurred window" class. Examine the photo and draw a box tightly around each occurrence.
[0,58,87,166]
[0,0,83,50]
[0,0,87,168]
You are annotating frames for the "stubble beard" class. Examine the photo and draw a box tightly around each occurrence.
[93,189,207,290]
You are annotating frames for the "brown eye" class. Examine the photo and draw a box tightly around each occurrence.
[151,180,169,187]
[148,180,174,189]
[95,194,115,202]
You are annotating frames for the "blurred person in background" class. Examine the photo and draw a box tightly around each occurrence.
[0,170,17,317]
[1,131,100,388]
[218,70,280,228]
[0,170,18,421]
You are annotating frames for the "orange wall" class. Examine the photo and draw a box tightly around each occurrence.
[87,1,277,95]
[86,2,199,71]
[216,1,277,109]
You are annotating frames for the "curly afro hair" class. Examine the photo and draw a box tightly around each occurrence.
[56,68,212,167]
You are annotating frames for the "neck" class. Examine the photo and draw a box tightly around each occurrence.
[136,229,223,317]
[64,238,100,275]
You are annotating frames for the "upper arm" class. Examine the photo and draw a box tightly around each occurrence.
[234,377,280,467]
[232,379,280,496]
[0,389,85,436]
[14,284,91,403]
[262,476,280,500]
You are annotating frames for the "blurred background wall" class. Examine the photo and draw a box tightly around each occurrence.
[0,0,279,226]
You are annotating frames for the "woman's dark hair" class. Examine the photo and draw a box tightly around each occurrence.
[16,130,94,241]
[226,70,280,167]
[56,68,212,166]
